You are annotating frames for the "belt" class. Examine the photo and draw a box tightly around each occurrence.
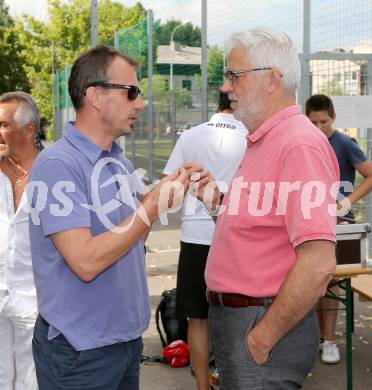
[206,289,274,308]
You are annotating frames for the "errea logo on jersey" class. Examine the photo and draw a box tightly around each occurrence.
[207,122,236,129]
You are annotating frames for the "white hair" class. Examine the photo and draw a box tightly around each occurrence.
[226,27,301,96]
[0,91,42,149]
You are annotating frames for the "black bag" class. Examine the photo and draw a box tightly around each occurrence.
[155,288,188,348]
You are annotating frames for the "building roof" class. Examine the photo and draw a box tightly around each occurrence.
[157,42,201,65]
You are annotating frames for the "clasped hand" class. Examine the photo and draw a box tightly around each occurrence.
[141,162,219,223]
[183,162,220,210]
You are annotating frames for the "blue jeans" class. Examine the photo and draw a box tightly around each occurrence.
[209,305,319,390]
[32,316,143,390]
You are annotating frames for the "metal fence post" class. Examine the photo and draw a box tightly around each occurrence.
[366,60,372,256]
[201,0,208,122]
[147,9,154,182]
[298,54,311,109]
[53,69,61,141]
[91,0,98,46]
[302,0,311,54]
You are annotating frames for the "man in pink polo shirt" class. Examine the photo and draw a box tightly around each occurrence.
[195,27,340,389]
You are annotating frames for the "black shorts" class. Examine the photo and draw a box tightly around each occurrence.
[175,241,210,319]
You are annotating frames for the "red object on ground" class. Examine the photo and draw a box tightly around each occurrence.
[162,340,190,368]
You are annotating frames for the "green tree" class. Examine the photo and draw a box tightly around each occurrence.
[157,20,201,47]
[191,46,224,106]
[208,46,224,87]
[99,1,146,45]
[0,0,11,27]
[114,16,160,80]
[0,26,30,93]
[207,45,224,102]
[141,74,192,108]
[15,0,146,129]
[0,2,29,94]
[319,79,346,96]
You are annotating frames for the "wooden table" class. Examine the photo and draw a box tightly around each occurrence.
[329,266,372,390]
[351,274,372,301]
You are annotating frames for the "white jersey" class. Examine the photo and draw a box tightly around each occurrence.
[163,113,248,245]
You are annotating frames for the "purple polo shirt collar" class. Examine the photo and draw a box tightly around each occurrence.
[64,122,123,163]
[248,105,301,146]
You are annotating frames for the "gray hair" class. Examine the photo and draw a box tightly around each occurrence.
[0,91,43,150]
[226,27,301,96]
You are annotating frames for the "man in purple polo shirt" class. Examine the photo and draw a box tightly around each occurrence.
[28,45,189,390]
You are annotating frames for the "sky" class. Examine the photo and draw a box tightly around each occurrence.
[3,0,302,48]
[5,0,184,23]
[5,0,372,51]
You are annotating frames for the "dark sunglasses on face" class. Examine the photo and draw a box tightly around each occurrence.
[85,82,141,101]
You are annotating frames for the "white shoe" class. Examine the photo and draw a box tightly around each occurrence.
[321,341,340,364]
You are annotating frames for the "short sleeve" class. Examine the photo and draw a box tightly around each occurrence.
[347,138,367,167]
[27,159,91,236]
[163,135,185,175]
[280,145,339,248]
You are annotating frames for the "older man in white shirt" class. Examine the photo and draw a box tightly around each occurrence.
[0,91,41,390]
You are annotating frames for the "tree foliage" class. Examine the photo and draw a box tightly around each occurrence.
[14,0,146,125]
[207,45,224,103]
[141,74,192,109]
[0,0,11,27]
[319,79,346,96]
[157,20,201,47]
[207,46,224,87]
[0,2,29,94]
[2,1,223,125]
[0,26,30,93]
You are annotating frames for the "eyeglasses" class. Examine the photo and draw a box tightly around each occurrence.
[224,68,273,83]
[85,82,141,101]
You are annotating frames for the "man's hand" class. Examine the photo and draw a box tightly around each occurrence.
[247,326,271,365]
[244,240,336,366]
[142,167,190,223]
[184,162,220,210]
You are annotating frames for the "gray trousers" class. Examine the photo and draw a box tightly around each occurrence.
[209,305,319,390]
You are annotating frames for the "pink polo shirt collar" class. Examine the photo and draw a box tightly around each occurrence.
[248,105,301,145]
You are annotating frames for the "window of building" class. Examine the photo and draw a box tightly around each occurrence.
[182,80,192,91]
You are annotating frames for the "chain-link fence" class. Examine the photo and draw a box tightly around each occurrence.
[299,52,372,226]
[52,0,372,235]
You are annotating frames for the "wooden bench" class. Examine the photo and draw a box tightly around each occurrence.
[351,274,372,301]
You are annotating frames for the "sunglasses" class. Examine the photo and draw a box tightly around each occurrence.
[85,82,141,101]
[224,67,273,83]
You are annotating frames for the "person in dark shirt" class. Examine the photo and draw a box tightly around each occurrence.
[306,94,372,364]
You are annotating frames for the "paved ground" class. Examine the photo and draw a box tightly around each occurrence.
[140,215,372,390]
